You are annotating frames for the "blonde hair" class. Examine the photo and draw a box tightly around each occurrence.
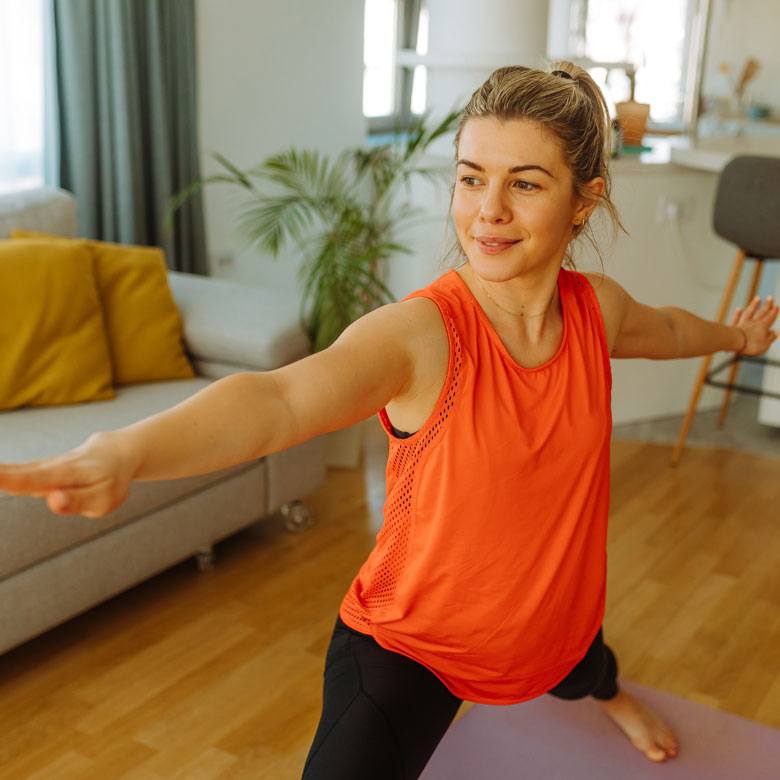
[447,61,626,269]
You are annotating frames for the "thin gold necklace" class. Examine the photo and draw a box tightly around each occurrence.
[470,267,557,319]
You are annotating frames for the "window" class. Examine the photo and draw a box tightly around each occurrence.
[0,0,46,194]
[567,0,698,131]
[363,0,428,134]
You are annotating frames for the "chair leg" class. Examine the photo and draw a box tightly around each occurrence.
[671,250,746,466]
[717,259,764,427]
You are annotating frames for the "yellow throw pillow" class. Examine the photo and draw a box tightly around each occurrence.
[12,231,195,385]
[0,239,115,411]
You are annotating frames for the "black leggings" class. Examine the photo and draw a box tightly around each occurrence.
[301,616,618,779]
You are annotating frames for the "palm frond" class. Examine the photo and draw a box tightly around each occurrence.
[211,152,258,192]
[401,108,462,165]
[163,174,244,231]
[259,149,351,203]
[236,195,320,255]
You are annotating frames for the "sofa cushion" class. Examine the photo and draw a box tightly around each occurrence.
[0,239,115,411]
[168,271,311,370]
[12,230,195,385]
[0,378,262,579]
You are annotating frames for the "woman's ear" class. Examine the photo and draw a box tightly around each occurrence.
[574,177,606,224]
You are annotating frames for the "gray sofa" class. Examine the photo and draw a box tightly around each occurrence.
[0,188,326,655]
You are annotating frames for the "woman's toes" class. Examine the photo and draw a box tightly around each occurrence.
[633,736,667,762]
[646,747,667,762]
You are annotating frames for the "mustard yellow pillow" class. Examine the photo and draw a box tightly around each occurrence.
[12,231,195,385]
[0,239,115,411]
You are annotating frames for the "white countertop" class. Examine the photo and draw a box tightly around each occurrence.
[612,133,780,173]
[611,133,780,173]
[669,135,780,172]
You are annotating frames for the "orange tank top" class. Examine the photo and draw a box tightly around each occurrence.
[340,267,613,704]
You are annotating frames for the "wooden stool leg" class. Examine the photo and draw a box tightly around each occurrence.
[671,250,746,466]
[717,259,764,427]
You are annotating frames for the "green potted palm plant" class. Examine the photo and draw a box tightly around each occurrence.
[168,109,461,352]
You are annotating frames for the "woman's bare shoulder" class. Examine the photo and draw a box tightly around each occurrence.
[579,271,632,313]
[387,296,450,374]
[379,296,451,430]
[579,271,632,352]
[338,296,449,388]
[396,294,450,333]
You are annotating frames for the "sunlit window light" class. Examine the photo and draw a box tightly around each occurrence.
[410,2,429,114]
[411,65,427,115]
[0,0,45,193]
[583,0,689,125]
[363,0,398,118]
[416,6,429,56]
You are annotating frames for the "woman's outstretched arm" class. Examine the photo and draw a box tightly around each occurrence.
[0,299,435,518]
[584,272,779,359]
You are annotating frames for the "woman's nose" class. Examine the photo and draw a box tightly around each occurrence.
[479,187,511,223]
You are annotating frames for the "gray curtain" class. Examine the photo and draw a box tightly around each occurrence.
[52,0,207,274]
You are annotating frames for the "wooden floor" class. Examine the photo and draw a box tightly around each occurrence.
[2,420,780,779]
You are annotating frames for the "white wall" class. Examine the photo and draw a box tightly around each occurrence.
[195,0,365,293]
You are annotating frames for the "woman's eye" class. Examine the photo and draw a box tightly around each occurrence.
[459,176,480,187]
[514,180,539,192]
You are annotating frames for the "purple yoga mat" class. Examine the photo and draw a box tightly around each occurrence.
[420,679,780,779]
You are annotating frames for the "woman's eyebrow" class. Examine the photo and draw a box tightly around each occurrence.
[456,159,555,178]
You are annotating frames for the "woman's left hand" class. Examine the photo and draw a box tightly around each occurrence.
[730,295,780,355]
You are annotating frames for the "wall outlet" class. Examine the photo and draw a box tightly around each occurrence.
[656,195,692,223]
[655,195,669,224]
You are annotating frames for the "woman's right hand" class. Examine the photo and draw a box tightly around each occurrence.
[0,432,139,518]
[730,295,779,355]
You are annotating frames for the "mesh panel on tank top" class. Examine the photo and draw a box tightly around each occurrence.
[572,272,613,382]
[340,315,462,628]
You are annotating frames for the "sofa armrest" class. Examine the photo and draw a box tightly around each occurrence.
[0,187,77,239]
[167,271,311,372]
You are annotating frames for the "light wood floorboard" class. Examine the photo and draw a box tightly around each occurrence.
[1,420,779,778]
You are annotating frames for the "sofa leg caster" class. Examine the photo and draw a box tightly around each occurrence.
[281,501,315,533]
[195,545,216,572]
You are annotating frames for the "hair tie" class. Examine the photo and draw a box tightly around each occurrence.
[551,69,573,80]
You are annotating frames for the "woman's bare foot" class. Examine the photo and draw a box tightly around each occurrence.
[597,687,679,762]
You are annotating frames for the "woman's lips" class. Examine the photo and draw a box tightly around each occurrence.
[475,237,520,255]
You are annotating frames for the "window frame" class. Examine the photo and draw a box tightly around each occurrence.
[565,0,704,134]
[365,0,424,135]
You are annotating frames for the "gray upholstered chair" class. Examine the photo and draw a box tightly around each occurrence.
[671,155,780,465]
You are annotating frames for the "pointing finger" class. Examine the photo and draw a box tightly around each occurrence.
[0,461,80,497]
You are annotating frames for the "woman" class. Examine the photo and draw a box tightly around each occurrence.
[0,63,777,779]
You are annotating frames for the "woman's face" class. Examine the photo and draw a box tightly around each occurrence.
[452,117,598,282]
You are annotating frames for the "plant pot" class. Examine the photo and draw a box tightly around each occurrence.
[615,101,651,147]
